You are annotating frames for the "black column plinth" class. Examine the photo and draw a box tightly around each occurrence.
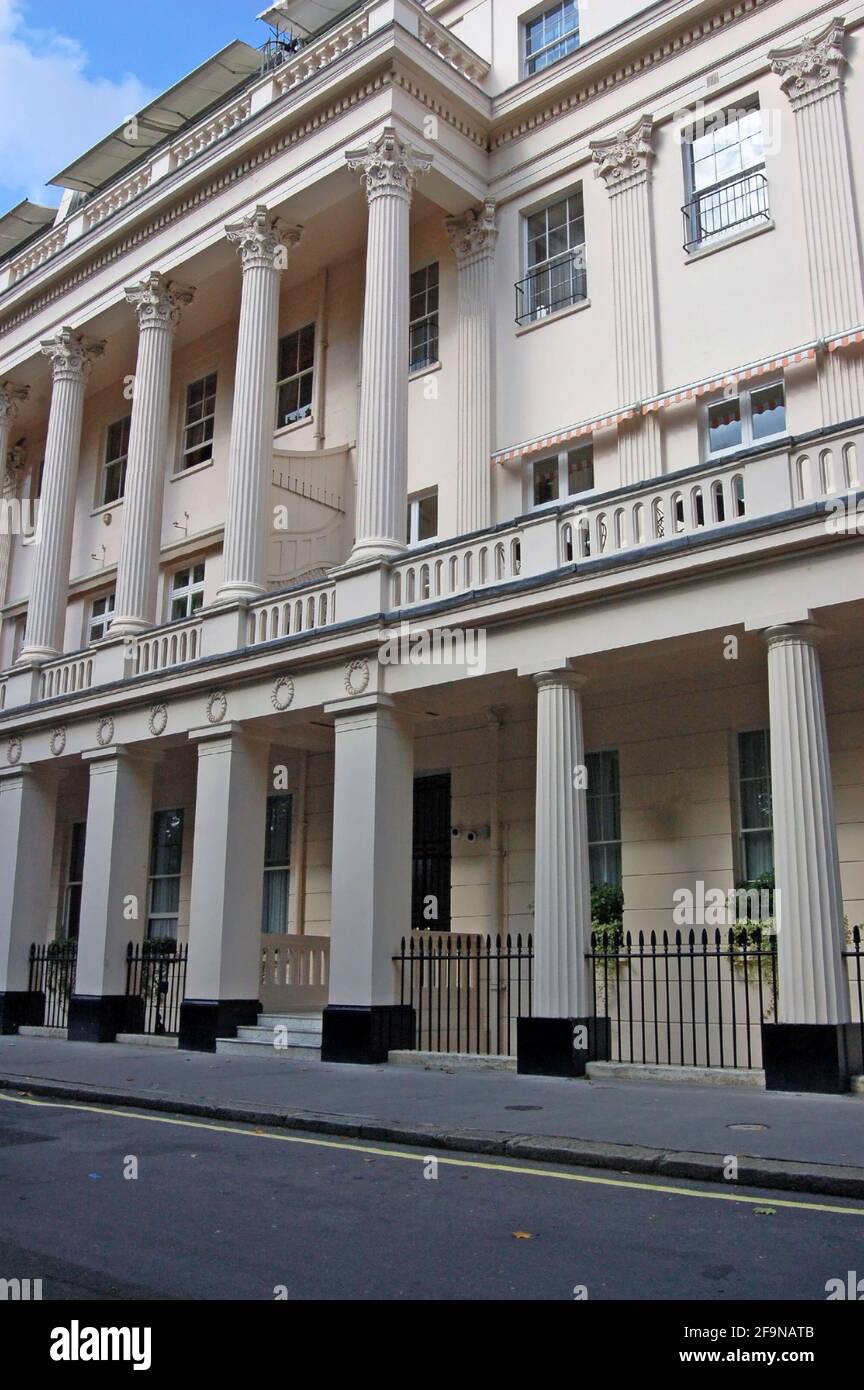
[321,1005,415,1064]
[517,1015,611,1077]
[761,1022,864,1094]
[178,998,260,1052]
[67,994,145,1043]
[0,990,45,1035]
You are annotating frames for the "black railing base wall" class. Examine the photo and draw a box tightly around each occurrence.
[68,994,145,1044]
[517,1015,611,1078]
[0,990,45,1035]
[321,1005,416,1065]
[178,998,260,1052]
[762,1022,864,1094]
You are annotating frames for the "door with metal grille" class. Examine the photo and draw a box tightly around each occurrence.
[412,774,451,931]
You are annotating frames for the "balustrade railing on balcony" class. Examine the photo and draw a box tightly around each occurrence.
[515,248,587,326]
[682,170,770,253]
[391,530,523,608]
[247,582,336,646]
[260,934,330,1010]
[40,652,94,701]
[134,619,203,676]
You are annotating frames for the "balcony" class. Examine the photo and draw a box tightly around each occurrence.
[682,170,770,253]
[515,248,587,326]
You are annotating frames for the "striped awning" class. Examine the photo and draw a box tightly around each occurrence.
[827,328,864,351]
[493,408,636,463]
[642,346,817,413]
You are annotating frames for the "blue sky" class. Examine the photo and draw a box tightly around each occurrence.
[0,0,267,213]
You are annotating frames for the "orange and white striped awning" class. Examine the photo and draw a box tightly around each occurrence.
[827,327,864,351]
[642,345,817,414]
[492,407,636,463]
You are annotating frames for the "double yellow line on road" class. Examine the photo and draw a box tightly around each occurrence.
[2,1090,862,1217]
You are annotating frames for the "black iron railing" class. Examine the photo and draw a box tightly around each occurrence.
[515,249,587,326]
[588,927,778,1069]
[682,170,770,252]
[125,940,188,1037]
[28,940,77,1029]
[843,925,864,1061]
[394,933,533,1056]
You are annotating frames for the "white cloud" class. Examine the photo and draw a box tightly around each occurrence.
[0,0,155,208]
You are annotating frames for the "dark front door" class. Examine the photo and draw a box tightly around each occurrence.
[412,773,452,931]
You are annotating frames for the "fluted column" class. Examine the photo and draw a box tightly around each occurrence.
[18,329,104,663]
[0,382,29,609]
[765,623,849,1024]
[446,201,497,534]
[770,18,864,422]
[217,206,301,605]
[591,115,662,485]
[532,668,592,1018]
[111,274,194,636]
[347,128,432,562]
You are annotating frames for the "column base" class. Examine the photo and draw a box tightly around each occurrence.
[68,994,145,1043]
[214,582,266,606]
[761,1022,864,1094]
[178,998,260,1052]
[348,540,406,565]
[0,990,45,1035]
[321,1005,415,1064]
[517,1016,611,1078]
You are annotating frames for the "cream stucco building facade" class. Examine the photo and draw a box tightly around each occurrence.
[0,0,863,1087]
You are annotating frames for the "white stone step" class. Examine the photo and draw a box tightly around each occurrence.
[236,1024,321,1047]
[214,1011,323,1060]
[215,1035,320,1060]
[256,1012,322,1034]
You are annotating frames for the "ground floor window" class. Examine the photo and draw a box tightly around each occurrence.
[147,809,184,941]
[63,821,86,941]
[737,729,773,879]
[262,794,292,934]
[587,750,621,887]
[412,773,452,930]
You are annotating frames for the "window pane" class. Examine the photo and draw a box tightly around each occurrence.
[151,809,184,876]
[567,446,594,494]
[750,383,786,440]
[265,795,292,866]
[533,456,559,506]
[707,397,743,453]
[262,869,290,934]
[417,492,438,540]
[69,822,87,882]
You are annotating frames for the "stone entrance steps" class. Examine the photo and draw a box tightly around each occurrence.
[215,1011,323,1060]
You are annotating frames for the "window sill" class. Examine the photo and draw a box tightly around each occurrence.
[516,297,591,336]
[685,219,775,263]
[274,415,313,441]
[171,458,214,482]
[90,499,124,519]
[409,360,442,379]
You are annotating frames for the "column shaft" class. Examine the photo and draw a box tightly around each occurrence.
[532,671,592,1017]
[112,275,193,635]
[766,626,849,1024]
[447,202,497,534]
[0,767,58,1030]
[0,382,29,609]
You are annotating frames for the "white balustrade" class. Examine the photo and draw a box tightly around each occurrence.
[247,582,336,645]
[391,529,523,608]
[133,619,202,676]
[39,653,94,700]
[259,933,330,1010]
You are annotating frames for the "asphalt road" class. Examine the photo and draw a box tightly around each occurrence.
[1,1091,862,1302]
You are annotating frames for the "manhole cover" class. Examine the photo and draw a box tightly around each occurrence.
[727,1123,769,1132]
[506,1105,543,1112]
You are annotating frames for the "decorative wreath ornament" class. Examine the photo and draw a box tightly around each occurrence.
[96,714,115,747]
[206,690,228,725]
[344,658,370,696]
[148,703,168,737]
[7,735,22,766]
[271,675,295,712]
[50,726,67,757]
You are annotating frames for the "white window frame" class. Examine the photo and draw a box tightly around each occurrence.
[101,414,131,506]
[88,591,115,644]
[275,323,315,430]
[735,728,774,883]
[519,189,586,325]
[524,442,595,512]
[682,98,768,252]
[704,379,787,461]
[147,808,184,942]
[522,1,580,79]
[407,488,439,546]
[168,562,205,622]
[409,261,440,373]
[262,793,292,935]
[178,371,217,472]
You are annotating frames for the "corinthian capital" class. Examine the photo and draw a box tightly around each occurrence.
[0,380,30,427]
[591,114,655,194]
[346,126,432,203]
[40,327,105,382]
[126,272,195,330]
[445,199,498,266]
[225,205,302,272]
[770,17,847,108]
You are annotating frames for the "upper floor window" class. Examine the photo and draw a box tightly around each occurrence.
[181,373,217,470]
[103,415,131,506]
[517,191,586,325]
[89,592,115,643]
[524,1,580,77]
[587,750,621,888]
[407,488,438,545]
[169,563,205,621]
[410,262,439,371]
[706,381,786,459]
[276,324,314,429]
[529,443,594,508]
[682,100,769,252]
[11,614,26,661]
[737,730,773,880]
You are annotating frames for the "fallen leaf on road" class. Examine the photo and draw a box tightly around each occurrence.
[512,1231,534,1240]
[754,1207,775,1216]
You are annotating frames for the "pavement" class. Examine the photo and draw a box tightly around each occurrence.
[0,1035,862,1200]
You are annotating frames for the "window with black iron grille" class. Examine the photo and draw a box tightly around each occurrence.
[409,263,439,371]
[516,191,586,325]
[682,100,770,252]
